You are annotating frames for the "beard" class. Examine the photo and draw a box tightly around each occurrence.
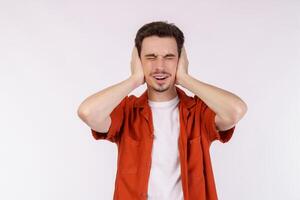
[151,84,170,93]
[147,76,173,93]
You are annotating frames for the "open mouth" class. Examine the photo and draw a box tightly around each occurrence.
[154,77,168,80]
[153,74,169,81]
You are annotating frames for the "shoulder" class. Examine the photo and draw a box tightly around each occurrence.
[120,94,139,108]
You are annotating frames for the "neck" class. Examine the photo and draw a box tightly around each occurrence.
[147,85,177,102]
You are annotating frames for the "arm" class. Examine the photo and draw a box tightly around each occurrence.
[179,75,247,131]
[77,47,145,133]
[176,47,248,132]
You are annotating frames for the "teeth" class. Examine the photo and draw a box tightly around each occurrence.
[153,74,168,79]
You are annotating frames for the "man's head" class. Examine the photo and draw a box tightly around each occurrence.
[134,21,184,94]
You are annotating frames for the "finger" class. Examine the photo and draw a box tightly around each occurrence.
[182,46,186,54]
[131,46,135,57]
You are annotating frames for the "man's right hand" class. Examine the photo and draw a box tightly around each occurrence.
[130,46,145,87]
[78,46,145,135]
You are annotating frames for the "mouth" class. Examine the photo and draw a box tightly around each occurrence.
[152,74,169,83]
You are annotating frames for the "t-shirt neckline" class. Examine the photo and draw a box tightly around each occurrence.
[148,95,179,108]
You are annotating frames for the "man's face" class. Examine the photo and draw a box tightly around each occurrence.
[140,36,179,93]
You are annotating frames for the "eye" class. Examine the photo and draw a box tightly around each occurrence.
[165,56,174,60]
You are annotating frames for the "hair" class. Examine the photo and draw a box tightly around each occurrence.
[134,21,185,58]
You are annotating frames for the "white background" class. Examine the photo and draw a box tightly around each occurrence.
[1,0,299,199]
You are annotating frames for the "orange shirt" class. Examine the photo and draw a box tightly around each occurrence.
[91,86,235,200]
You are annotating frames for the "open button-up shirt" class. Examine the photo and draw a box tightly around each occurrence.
[91,86,235,200]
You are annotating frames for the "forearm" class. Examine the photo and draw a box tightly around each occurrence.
[179,74,246,122]
[77,76,139,122]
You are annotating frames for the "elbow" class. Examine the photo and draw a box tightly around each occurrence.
[232,101,248,123]
[216,101,248,130]
[77,104,90,122]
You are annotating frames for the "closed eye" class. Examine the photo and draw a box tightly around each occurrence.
[144,54,176,60]
[165,56,174,60]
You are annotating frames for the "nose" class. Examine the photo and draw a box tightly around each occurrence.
[153,57,165,70]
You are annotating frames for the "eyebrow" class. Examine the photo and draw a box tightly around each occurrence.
[144,53,176,58]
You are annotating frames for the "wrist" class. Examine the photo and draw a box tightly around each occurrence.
[129,75,142,88]
[177,73,190,86]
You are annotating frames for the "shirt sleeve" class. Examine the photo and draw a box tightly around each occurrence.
[195,95,235,144]
[90,96,128,143]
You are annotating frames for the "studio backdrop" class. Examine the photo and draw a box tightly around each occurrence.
[0,0,299,199]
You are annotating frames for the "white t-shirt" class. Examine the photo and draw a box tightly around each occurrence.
[147,95,183,200]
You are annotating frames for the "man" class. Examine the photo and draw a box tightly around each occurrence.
[77,21,247,200]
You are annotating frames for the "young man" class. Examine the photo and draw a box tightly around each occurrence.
[77,21,247,200]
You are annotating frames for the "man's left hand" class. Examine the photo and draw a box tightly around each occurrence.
[176,46,189,85]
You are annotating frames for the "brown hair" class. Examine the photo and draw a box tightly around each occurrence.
[134,21,185,58]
